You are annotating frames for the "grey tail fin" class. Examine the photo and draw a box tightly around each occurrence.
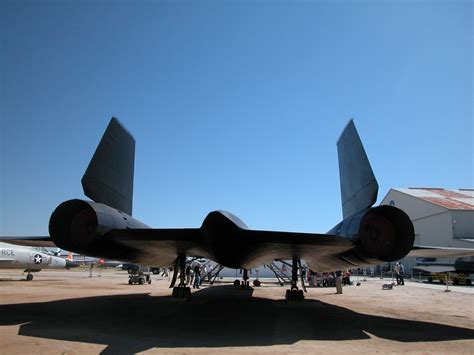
[81,117,135,215]
[337,119,378,219]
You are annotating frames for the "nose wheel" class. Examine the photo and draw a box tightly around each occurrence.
[234,269,251,289]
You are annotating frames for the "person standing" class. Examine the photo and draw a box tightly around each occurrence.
[399,262,405,285]
[335,271,343,294]
[193,265,201,289]
[394,262,401,285]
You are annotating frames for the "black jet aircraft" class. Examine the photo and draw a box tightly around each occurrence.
[4,118,472,300]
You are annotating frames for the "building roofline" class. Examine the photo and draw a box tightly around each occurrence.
[382,188,473,211]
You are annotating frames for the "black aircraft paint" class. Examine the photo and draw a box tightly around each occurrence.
[4,117,473,289]
[43,118,415,272]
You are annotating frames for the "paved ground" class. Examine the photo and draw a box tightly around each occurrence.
[0,268,473,354]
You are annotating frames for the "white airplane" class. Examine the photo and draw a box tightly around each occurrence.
[0,242,75,280]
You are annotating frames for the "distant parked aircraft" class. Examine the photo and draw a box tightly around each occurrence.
[0,242,75,280]
[415,256,474,273]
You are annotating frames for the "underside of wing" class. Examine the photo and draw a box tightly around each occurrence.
[100,227,356,271]
[237,230,356,271]
[101,228,206,266]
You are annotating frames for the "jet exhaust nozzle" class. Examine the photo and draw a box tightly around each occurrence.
[358,205,415,262]
[49,199,99,254]
[49,199,149,259]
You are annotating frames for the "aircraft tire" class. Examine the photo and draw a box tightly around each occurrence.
[298,290,304,300]
[26,274,33,281]
[139,278,145,285]
[233,280,241,287]
[253,280,261,287]
[285,289,290,300]
[241,281,250,290]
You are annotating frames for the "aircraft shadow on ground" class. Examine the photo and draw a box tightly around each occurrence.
[1,285,473,354]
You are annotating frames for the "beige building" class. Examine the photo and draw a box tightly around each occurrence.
[380,187,474,273]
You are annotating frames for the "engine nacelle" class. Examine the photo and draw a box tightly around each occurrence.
[357,205,414,261]
[49,199,148,256]
[330,205,414,263]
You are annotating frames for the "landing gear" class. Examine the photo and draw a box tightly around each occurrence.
[172,285,191,299]
[171,255,191,300]
[240,269,251,290]
[233,269,251,289]
[286,288,304,301]
[253,269,261,287]
[234,269,252,290]
[26,273,33,281]
[285,258,305,302]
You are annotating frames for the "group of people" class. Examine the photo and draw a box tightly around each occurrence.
[162,262,406,291]
[306,270,352,288]
[184,264,212,289]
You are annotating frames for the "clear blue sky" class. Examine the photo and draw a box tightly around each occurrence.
[1,0,472,237]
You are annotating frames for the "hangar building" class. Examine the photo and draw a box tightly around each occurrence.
[380,187,474,273]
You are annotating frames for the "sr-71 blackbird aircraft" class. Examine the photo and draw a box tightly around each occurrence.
[3,118,473,300]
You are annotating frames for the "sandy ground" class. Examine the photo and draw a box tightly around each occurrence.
[0,268,473,354]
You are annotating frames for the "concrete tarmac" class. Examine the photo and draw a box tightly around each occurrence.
[0,269,473,354]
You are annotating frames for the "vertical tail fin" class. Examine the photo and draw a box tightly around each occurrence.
[337,120,378,219]
[81,117,135,215]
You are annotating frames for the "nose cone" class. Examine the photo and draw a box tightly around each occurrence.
[66,259,78,269]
